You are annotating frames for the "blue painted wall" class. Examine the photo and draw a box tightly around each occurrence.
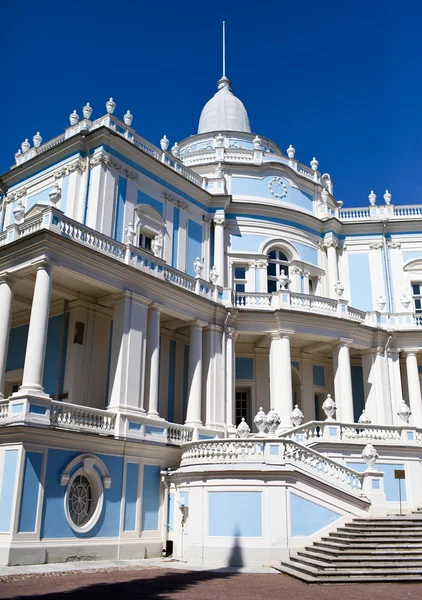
[313,365,325,387]
[114,176,127,242]
[137,190,163,216]
[18,451,43,533]
[187,220,202,277]
[172,206,180,268]
[348,253,373,311]
[347,462,407,501]
[123,463,138,531]
[41,449,123,538]
[231,176,313,212]
[208,491,262,537]
[168,340,176,423]
[351,365,365,422]
[142,465,161,531]
[290,493,341,536]
[0,449,19,532]
[236,357,254,380]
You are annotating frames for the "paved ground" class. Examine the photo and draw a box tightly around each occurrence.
[0,562,421,600]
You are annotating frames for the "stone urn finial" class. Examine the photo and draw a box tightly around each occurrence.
[397,400,411,424]
[151,232,163,257]
[383,190,392,205]
[254,407,267,434]
[362,443,378,471]
[368,190,376,205]
[69,110,79,125]
[322,394,337,421]
[33,132,42,148]
[21,139,30,153]
[358,409,371,424]
[237,418,250,438]
[209,265,219,285]
[125,222,136,245]
[277,269,291,290]
[160,135,169,151]
[106,98,116,114]
[291,404,304,427]
[193,257,203,277]
[334,280,344,298]
[310,157,319,171]
[215,133,224,147]
[13,200,25,223]
[266,408,281,434]
[253,135,262,150]
[171,142,180,158]
[49,183,62,205]
[82,103,92,120]
[123,110,133,127]
[287,144,295,159]
[320,188,329,203]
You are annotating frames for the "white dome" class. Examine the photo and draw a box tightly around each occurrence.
[198,77,251,134]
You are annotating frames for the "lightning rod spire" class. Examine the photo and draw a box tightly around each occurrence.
[222,21,226,77]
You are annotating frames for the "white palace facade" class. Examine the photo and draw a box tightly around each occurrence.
[0,74,422,569]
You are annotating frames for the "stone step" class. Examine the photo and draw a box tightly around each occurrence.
[320,536,422,547]
[327,533,422,542]
[338,525,422,533]
[279,560,422,580]
[294,552,422,569]
[274,563,422,583]
[307,545,422,557]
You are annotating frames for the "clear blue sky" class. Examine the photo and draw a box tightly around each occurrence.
[2,0,422,207]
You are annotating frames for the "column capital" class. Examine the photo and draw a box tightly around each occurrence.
[0,273,16,288]
[190,319,207,329]
[271,329,294,341]
[322,238,339,250]
[204,323,223,334]
[226,326,238,340]
[108,290,151,308]
[403,348,419,357]
[337,337,353,348]
[213,214,226,227]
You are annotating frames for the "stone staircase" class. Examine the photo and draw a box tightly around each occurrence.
[278,511,422,582]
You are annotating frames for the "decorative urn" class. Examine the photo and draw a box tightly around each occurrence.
[368,190,377,205]
[361,443,379,470]
[310,157,319,171]
[123,110,133,127]
[13,200,25,223]
[237,418,250,438]
[106,98,116,114]
[215,133,224,147]
[383,190,392,205]
[69,110,79,125]
[125,222,136,245]
[320,188,329,203]
[21,139,30,153]
[266,408,281,434]
[334,280,344,298]
[287,145,296,159]
[291,405,304,427]
[49,184,62,205]
[171,143,180,158]
[253,135,262,150]
[215,163,225,178]
[151,232,163,257]
[397,400,412,424]
[193,257,203,277]
[322,394,337,421]
[358,409,371,424]
[82,103,92,120]
[277,269,290,290]
[376,295,386,311]
[209,265,219,286]
[160,135,169,151]
[33,132,42,148]
[254,407,267,434]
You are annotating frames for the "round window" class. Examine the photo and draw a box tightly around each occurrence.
[68,474,93,527]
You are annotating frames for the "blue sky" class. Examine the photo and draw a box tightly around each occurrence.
[2,0,422,207]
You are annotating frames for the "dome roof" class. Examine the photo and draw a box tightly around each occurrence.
[198,77,251,134]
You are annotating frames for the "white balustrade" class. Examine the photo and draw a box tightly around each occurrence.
[339,207,371,220]
[393,205,422,218]
[167,424,194,444]
[235,293,272,308]
[283,421,324,443]
[340,424,402,443]
[0,400,9,422]
[50,401,116,434]
[60,217,126,259]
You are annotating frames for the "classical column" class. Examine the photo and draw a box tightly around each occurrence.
[290,266,302,293]
[108,292,149,412]
[333,338,354,422]
[213,214,225,288]
[185,322,203,426]
[0,276,15,398]
[404,350,422,427]
[302,270,310,295]
[269,331,293,427]
[255,259,268,293]
[362,348,388,425]
[203,325,224,428]
[225,327,236,428]
[146,305,161,417]
[20,264,53,395]
[323,239,339,298]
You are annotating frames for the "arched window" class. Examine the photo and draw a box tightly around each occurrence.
[267,249,290,293]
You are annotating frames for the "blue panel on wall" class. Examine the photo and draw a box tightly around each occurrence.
[347,462,407,501]
[236,357,254,380]
[18,451,43,533]
[168,340,176,423]
[172,206,180,268]
[124,463,138,531]
[187,220,202,276]
[290,493,341,536]
[137,190,163,216]
[348,253,373,311]
[293,242,318,266]
[183,344,189,422]
[167,492,175,532]
[208,491,262,537]
[114,176,127,242]
[142,465,161,531]
[41,449,123,538]
[313,365,325,387]
[230,233,268,253]
[105,320,113,404]
[26,188,53,212]
[43,314,65,396]
[6,323,29,371]
[231,176,312,212]
[0,449,19,532]
[351,365,365,422]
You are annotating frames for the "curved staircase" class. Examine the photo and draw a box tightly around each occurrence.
[278,511,422,582]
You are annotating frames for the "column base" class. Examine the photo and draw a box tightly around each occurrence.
[7,391,52,427]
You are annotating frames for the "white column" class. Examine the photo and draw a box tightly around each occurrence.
[270,332,293,427]
[333,338,354,422]
[405,350,422,427]
[108,292,149,412]
[255,260,268,293]
[324,239,339,298]
[0,276,15,398]
[203,325,224,428]
[213,214,225,287]
[185,322,203,426]
[146,305,160,417]
[302,270,310,295]
[225,328,236,428]
[290,266,302,293]
[20,264,52,394]
[362,347,387,425]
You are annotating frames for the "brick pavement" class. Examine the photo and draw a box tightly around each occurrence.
[0,567,421,600]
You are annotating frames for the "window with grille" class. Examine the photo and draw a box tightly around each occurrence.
[234,266,247,293]
[139,232,153,251]
[267,249,290,293]
[412,283,422,314]
[235,389,250,426]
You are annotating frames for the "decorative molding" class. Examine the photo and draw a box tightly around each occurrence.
[387,240,401,249]
[369,241,383,250]
[268,176,288,199]
[213,214,225,227]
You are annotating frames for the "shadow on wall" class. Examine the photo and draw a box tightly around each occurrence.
[227,530,244,568]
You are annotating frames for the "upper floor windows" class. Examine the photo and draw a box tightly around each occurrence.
[412,283,422,314]
[139,232,153,252]
[267,249,290,293]
[234,266,247,293]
